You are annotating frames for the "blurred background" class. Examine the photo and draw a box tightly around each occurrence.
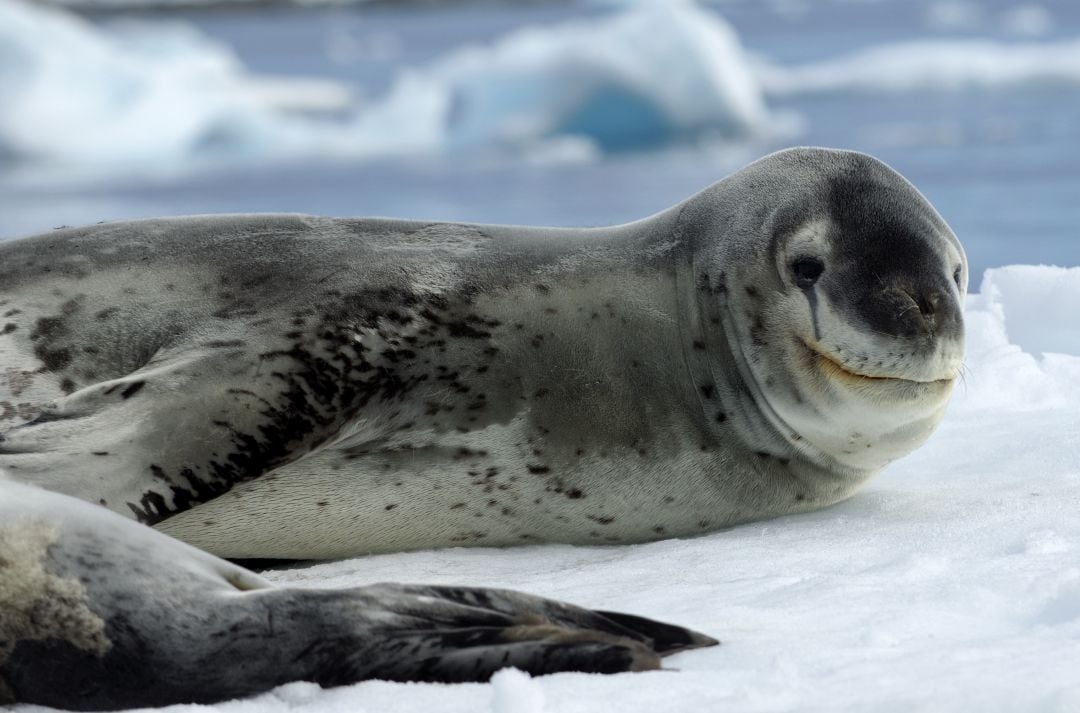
[1,0,1078,278]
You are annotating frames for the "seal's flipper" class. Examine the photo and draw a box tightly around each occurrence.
[1,482,717,710]
[361,583,717,657]
[352,622,661,683]
[594,610,720,655]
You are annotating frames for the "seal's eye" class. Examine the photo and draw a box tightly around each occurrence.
[792,257,824,288]
[953,266,962,288]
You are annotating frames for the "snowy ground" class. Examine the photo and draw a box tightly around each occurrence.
[13,265,1080,713]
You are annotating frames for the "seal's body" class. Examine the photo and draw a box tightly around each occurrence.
[0,480,713,710]
[0,148,966,558]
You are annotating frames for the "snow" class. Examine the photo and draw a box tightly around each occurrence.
[11,264,1079,713]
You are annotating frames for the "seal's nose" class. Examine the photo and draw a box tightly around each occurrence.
[901,286,959,338]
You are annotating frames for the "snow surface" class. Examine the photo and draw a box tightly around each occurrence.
[13,265,1079,713]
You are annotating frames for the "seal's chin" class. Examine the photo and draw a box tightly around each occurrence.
[802,340,956,389]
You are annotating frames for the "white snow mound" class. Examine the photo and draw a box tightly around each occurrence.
[953,265,1080,414]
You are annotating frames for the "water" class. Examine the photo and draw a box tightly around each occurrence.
[2,0,1079,280]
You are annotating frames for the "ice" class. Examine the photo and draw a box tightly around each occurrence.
[0,0,352,168]
[759,36,1080,94]
[0,0,772,173]
[11,0,1080,175]
[355,0,771,154]
[952,266,1080,414]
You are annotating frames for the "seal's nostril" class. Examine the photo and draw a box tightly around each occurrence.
[918,293,937,319]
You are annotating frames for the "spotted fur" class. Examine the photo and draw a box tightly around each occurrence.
[0,148,965,559]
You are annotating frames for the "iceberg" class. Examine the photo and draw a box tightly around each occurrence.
[0,0,351,168]
[0,0,773,173]
[355,0,771,154]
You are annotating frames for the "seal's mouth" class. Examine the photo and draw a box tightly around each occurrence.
[802,340,956,387]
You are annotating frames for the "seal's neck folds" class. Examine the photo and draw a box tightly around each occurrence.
[671,233,865,490]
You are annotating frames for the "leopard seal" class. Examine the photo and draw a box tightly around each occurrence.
[0,147,966,559]
[0,479,715,709]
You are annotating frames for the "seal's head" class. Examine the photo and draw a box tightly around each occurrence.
[691,148,965,472]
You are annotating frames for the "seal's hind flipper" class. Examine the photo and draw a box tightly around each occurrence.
[346,583,718,667]
[356,622,661,683]
[1,482,718,709]
[593,610,719,655]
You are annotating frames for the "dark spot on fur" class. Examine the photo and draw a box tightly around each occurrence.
[526,464,550,474]
[36,346,72,372]
[317,501,329,507]
[384,504,397,511]
[692,340,706,351]
[120,381,146,399]
[715,411,727,423]
[699,384,715,399]
[91,451,110,456]
[59,378,76,394]
[588,515,615,525]
[1,323,16,334]
[566,489,584,499]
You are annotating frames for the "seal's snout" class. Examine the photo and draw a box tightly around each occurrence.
[901,285,961,339]
[866,282,962,343]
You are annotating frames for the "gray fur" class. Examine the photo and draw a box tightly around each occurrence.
[0,147,965,558]
[0,480,715,709]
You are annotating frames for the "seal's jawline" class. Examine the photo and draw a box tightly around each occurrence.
[803,340,955,386]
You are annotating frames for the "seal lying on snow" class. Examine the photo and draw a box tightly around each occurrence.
[0,147,965,559]
[0,480,715,709]
[0,147,964,707]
